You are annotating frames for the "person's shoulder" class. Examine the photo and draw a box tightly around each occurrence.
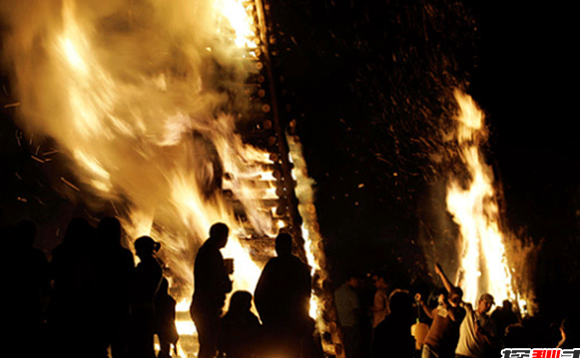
[197,241,211,252]
[197,242,220,257]
[292,256,310,271]
[264,256,279,267]
[374,315,395,332]
[461,302,473,311]
[375,289,388,299]
[51,244,69,261]
[335,283,350,296]
[119,247,134,258]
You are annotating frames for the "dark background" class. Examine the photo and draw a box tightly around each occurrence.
[266,0,579,318]
[1,1,578,319]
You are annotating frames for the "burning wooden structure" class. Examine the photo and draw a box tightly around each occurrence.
[1,0,343,356]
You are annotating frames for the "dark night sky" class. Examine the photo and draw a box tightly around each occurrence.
[266,0,579,315]
[1,1,578,317]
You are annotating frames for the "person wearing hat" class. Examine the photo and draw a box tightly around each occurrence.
[434,264,497,358]
[454,293,497,358]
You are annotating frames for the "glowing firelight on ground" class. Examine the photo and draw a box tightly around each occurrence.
[446,90,526,311]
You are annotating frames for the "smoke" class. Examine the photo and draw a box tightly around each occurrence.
[1,0,271,295]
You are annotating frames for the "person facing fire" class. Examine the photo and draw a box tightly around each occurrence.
[129,236,163,358]
[433,264,497,358]
[490,300,519,340]
[154,277,179,358]
[334,273,363,358]
[254,232,314,357]
[96,216,135,358]
[190,222,232,358]
[6,219,50,358]
[48,217,101,358]
[371,289,416,358]
[218,290,262,358]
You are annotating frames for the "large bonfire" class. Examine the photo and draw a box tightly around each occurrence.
[1,0,331,355]
[446,90,531,313]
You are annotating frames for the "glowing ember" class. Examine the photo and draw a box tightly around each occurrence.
[446,90,525,310]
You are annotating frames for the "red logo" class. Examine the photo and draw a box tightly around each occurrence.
[501,349,580,358]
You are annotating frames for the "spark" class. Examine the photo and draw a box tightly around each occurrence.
[60,177,80,192]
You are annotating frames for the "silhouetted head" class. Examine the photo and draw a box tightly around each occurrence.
[388,289,414,319]
[63,218,92,246]
[504,323,526,347]
[209,222,229,248]
[134,236,160,258]
[226,290,253,316]
[502,299,512,310]
[275,233,293,257]
[345,273,361,288]
[372,272,389,290]
[15,219,37,247]
[97,217,122,247]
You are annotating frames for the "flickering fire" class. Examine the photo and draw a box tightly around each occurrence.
[216,0,258,49]
[446,90,526,310]
[3,0,329,354]
[288,135,326,321]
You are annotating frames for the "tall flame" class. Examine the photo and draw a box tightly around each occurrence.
[1,0,331,348]
[446,90,524,308]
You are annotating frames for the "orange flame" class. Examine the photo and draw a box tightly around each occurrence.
[446,90,527,311]
[3,0,330,351]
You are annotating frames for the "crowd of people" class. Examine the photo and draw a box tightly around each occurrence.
[334,263,580,358]
[190,224,323,358]
[3,214,580,358]
[1,217,323,358]
[2,216,178,358]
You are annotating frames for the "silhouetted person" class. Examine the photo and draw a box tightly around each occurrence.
[95,217,135,358]
[48,218,100,358]
[254,232,316,357]
[190,223,232,358]
[335,274,363,358]
[219,290,261,358]
[128,236,163,358]
[371,289,416,358]
[5,220,50,358]
[371,272,390,328]
[490,300,518,342]
[154,277,179,358]
[502,323,526,349]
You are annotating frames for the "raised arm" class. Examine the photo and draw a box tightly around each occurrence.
[434,263,454,293]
